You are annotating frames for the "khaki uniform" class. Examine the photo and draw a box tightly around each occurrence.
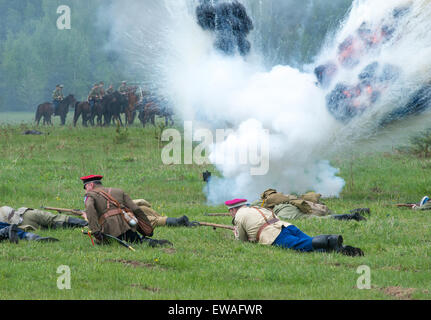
[259,189,332,219]
[133,199,168,229]
[88,87,99,100]
[99,86,105,98]
[52,88,64,101]
[106,87,114,95]
[118,84,128,94]
[0,206,69,231]
[84,186,152,237]
[233,206,291,245]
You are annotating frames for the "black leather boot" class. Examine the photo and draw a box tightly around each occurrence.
[350,208,370,215]
[23,232,59,242]
[64,217,88,228]
[0,224,19,244]
[312,234,364,256]
[331,212,366,221]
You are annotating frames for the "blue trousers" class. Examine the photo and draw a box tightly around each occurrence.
[53,100,60,112]
[0,222,29,240]
[272,225,314,252]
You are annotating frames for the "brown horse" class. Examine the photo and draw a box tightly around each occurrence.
[124,87,139,125]
[35,94,76,126]
[73,100,103,127]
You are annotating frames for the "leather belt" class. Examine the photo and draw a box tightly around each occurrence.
[7,209,16,222]
[256,218,279,242]
[98,208,123,226]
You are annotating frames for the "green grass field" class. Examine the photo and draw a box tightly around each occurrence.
[0,112,430,300]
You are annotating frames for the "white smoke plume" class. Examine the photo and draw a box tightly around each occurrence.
[99,0,431,204]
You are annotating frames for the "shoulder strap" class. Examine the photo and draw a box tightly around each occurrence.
[94,189,123,209]
[252,207,276,221]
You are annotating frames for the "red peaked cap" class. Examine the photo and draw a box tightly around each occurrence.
[80,175,103,189]
[225,198,248,209]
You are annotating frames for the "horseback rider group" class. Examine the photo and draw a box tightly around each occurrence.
[53,81,134,113]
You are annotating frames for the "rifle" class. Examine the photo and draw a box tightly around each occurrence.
[41,206,85,217]
[81,229,135,251]
[395,203,417,208]
[204,212,230,217]
[199,222,235,231]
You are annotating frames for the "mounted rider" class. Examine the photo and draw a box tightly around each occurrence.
[118,81,129,95]
[52,84,64,114]
[87,83,100,112]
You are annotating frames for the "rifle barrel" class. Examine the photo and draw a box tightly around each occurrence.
[204,213,230,217]
[42,206,84,216]
[199,222,235,230]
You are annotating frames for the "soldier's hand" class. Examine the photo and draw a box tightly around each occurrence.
[92,231,104,244]
[233,226,239,238]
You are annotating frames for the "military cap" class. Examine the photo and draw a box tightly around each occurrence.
[225,198,248,210]
[80,175,103,189]
[59,84,64,88]
[261,188,277,200]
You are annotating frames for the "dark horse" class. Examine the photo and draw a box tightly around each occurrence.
[73,100,104,127]
[138,99,174,127]
[35,94,76,126]
[102,91,127,126]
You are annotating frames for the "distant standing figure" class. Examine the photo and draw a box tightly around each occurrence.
[52,84,64,113]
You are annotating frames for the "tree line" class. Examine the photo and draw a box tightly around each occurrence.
[0,0,353,112]
[0,0,126,112]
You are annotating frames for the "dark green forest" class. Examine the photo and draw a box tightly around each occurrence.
[0,0,352,112]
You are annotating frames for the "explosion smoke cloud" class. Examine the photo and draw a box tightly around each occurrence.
[100,0,431,204]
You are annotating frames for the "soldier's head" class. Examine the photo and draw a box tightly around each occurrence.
[261,188,277,200]
[80,175,103,191]
[225,199,248,217]
[122,81,127,85]
[99,81,104,86]
[94,83,99,87]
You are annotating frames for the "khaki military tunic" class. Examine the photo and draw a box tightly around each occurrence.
[133,199,168,229]
[0,206,69,231]
[52,88,64,101]
[88,87,99,100]
[260,189,332,217]
[118,84,128,94]
[84,187,152,237]
[233,206,291,245]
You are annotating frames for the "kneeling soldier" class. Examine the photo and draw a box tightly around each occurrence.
[227,199,364,256]
[81,175,172,247]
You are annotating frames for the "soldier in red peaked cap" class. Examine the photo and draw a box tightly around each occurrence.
[226,198,364,257]
[80,175,172,247]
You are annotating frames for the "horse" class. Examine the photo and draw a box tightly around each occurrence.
[35,94,76,126]
[124,87,139,125]
[102,91,127,126]
[73,100,103,127]
[138,98,175,127]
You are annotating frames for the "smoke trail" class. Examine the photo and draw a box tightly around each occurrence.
[196,0,253,56]
[99,0,431,204]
